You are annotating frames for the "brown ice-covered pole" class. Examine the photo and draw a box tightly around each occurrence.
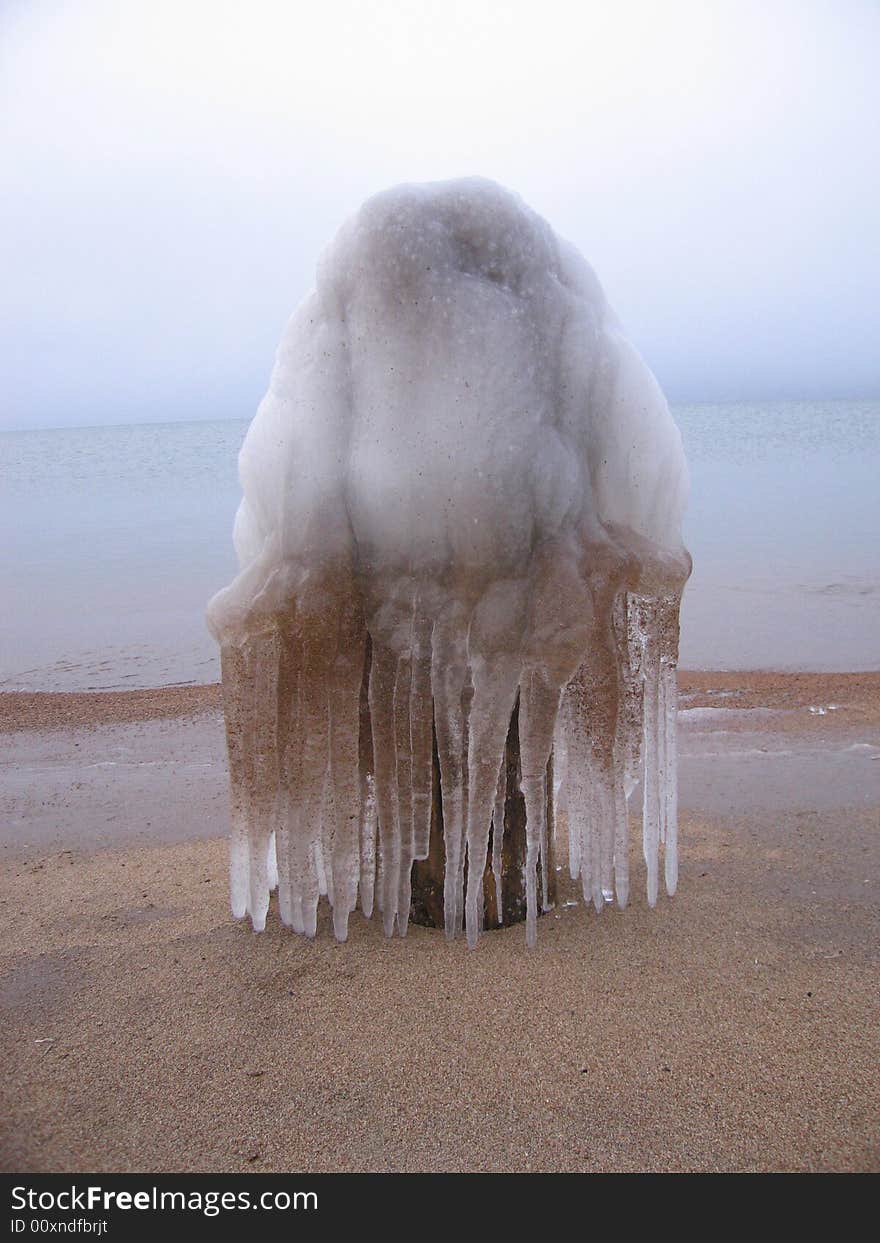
[208,178,691,945]
[410,698,556,931]
[354,635,556,932]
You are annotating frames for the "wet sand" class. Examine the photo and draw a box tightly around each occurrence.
[1,672,878,1172]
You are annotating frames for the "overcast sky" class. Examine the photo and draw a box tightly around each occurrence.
[2,0,878,430]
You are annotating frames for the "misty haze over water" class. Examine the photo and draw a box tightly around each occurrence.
[1,400,877,691]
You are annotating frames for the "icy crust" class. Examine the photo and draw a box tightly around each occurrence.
[207,178,691,946]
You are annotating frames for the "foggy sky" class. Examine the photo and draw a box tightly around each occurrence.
[2,0,878,430]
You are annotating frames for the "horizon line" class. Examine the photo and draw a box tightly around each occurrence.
[3,393,880,436]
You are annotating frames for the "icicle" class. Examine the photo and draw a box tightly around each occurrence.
[295,607,337,938]
[517,669,561,944]
[410,609,434,861]
[657,662,667,849]
[369,641,402,937]
[313,833,329,900]
[561,602,624,916]
[275,826,292,926]
[220,643,250,921]
[640,604,661,909]
[277,627,303,933]
[374,821,386,917]
[553,723,576,884]
[242,631,280,931]
[267,833,278,891]
[661,658,677,895]
[458,668,473,937]
[464,659,520,948]
[394,634,415,937]
[610,593,634,908]
[314,791,330,898]
[588,758,604,914]
[359,772,377,918]
[539,755,552,914]
[358,638,376,918]
[431,607,469,939]
[328,613,366,941]
[599,773,615,906]
[562,675,591,908]
[614,592,645,801]
[491,751,506,923]
[660,591,683,897]
[611,742,629,909]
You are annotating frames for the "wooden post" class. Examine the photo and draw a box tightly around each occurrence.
[409,697,556,931]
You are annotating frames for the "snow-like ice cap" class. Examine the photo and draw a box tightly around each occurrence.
[208,177,691,947]
[212,177,688,629]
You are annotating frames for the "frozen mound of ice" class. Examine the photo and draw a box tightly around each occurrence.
[207,177,691,947]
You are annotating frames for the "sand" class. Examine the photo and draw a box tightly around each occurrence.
[1,672,878,1173]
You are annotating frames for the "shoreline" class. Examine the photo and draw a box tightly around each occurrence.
[1,668,879,736]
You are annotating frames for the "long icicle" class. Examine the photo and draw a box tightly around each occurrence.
[247,632,281,930]
[394,630,415,937]
[661,590,682,897]
[491,749,507,923]
[410,608,434,862]
[431,608,469,939]
[357,637,377,919]
[369,641,401,937]
[328,612,366,941]
[220,642,250,922]
[519,671,561,946]
[640,603,661,909]
[464,662,520,948]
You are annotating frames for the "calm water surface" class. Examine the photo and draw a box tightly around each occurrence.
[1,401,877,690]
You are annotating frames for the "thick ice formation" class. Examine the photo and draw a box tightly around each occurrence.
[207,177,691,947]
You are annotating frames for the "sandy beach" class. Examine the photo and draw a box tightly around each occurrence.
[1,671,878,1173]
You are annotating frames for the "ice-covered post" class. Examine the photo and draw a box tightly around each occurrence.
[408,690,557,931]
[207,178,691,947]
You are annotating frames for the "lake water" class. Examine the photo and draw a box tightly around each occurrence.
[1,400,877,690]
